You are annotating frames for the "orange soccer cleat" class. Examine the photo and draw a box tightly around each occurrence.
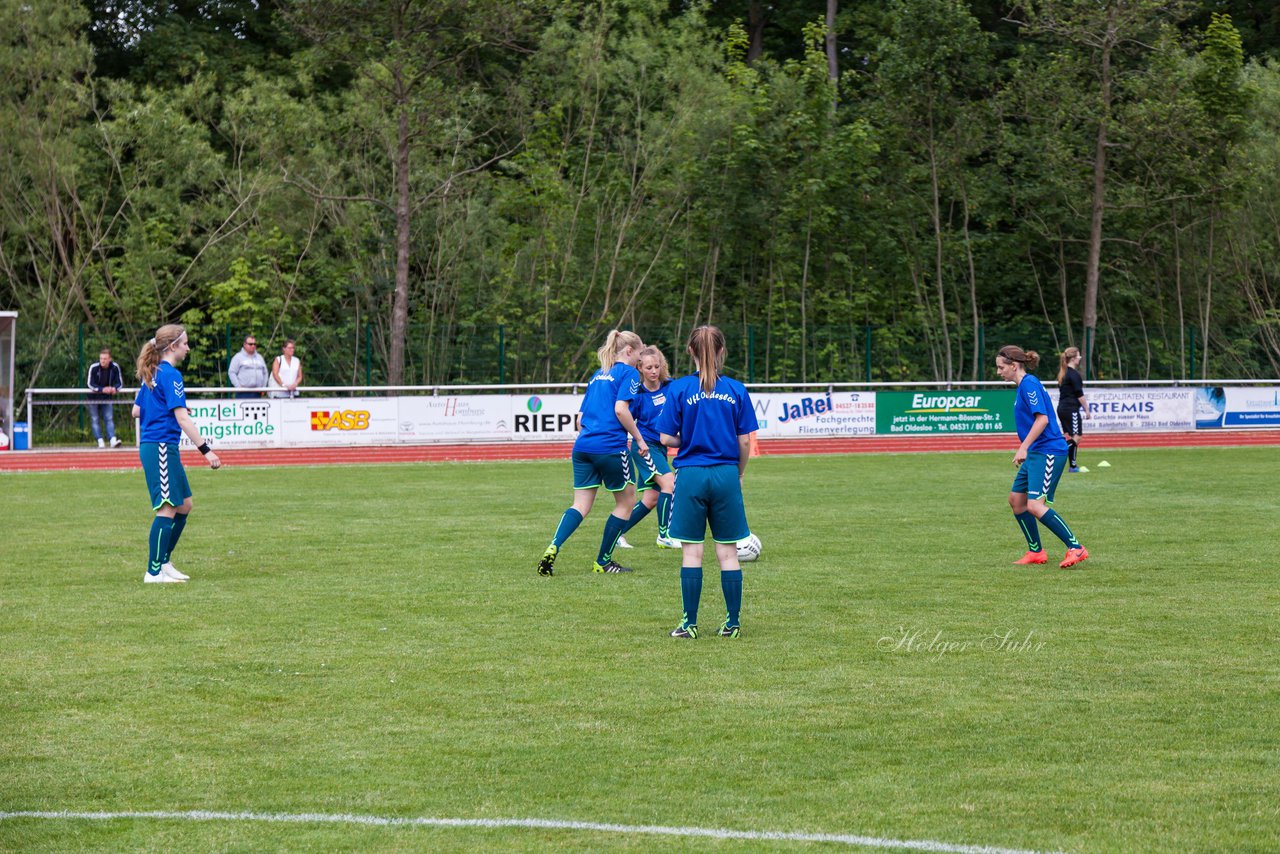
[1013,550,1048,565]
[1059,547,1089,569]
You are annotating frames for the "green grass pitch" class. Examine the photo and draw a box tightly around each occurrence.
[2,448,1278,852]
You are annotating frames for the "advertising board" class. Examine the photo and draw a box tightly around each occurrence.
[1194,386,1280,428]
[752,391,876,437]
[397,395,509,442]
[1048,387,1194,432]
[182,398,280,448]
[875,390,1014,434]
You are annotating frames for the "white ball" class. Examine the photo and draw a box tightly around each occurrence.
[736,533,762,562]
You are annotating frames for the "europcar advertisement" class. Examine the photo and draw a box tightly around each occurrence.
[752,391,875,437]
[1048,387,1194,432]
[181,398,280,448]
[875,390,1015,434]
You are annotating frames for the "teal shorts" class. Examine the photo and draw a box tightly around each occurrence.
[572,448,633,492]
[668,464,749,544]
[1011,450,1066,503]
[140,442,192,510]
[631,444,672,491]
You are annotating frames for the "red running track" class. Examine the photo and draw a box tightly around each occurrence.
[3,431,1279,473]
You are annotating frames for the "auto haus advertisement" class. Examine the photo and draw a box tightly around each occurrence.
[875,390,1014,434]
[752,391,875,437]
[396,395,508,441]
[1049,387,1194,432]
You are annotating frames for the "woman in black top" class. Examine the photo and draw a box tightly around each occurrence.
[1056,347,1088,472]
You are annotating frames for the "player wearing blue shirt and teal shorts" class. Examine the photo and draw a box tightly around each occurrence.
[996,345,1089,569]
[618,345,678,549]
[537,330,652,576]
[657,326,759,639]
[131,324,222,583]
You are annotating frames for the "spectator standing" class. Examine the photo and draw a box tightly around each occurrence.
[228,335,268,398]
[86,347,124,448]
[269,339,303,398]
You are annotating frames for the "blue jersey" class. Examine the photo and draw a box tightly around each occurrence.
[656,373,758,467]
[1015,373,1068,455]
[629,381,671,448]
[574,362,642,453]
[134,361,187,444]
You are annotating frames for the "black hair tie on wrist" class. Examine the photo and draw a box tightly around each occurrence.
[197,442,211,455]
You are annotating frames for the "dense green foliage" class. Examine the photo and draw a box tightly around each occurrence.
[2,449,1279,851]
[4,0,1280,407]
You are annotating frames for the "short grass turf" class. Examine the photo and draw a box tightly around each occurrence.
[1,448,1278,853]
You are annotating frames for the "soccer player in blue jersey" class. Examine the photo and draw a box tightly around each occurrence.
[537,329,651,576]
[657,326,758,638]
[618,345,678,548]
[996,345,1089,569]
[131,324,222,583]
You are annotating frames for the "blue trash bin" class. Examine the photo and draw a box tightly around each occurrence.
[13,421,29,450]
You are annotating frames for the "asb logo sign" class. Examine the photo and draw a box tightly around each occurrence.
[310,410,371,431]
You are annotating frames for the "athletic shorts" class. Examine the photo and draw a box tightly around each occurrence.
[1057,404,1084,437]
[571,448,633,492]
[630,444,672,491]
[668,464,749,544]
[1011,450,1066,504]
[140,442,192,510]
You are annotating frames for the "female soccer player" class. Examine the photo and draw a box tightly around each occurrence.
[537,330,650,576]
[1056,347,1088,473]
[657,326,759,638]
[132,324,222,583]
[996,345,1088,569]
[619,345,678,548]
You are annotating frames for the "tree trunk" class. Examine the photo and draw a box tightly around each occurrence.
[390,101,411,386]
[961,184,980,380]
[927,118,953,381]
[747,2,766,64]
[1082,7,1116,379]
[825,0,838,82]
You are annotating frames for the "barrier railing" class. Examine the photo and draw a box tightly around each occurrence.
[22,376,1280,450]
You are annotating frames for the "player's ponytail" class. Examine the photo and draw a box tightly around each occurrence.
[687,325,726,393]
[596,329,643,371]
[1057,347,1080,385]
[136,324,185,388]
[997,344,1040,373]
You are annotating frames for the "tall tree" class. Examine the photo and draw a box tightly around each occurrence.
[287,0,516,385]
[1011,0,1195,376]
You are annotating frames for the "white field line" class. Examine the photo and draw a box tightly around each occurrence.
[0,810,1065,854]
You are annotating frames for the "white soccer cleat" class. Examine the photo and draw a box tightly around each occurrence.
[656,535,680,549]
[615,536,634,549]
[144,570,183,583]
[160,562,189,581]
